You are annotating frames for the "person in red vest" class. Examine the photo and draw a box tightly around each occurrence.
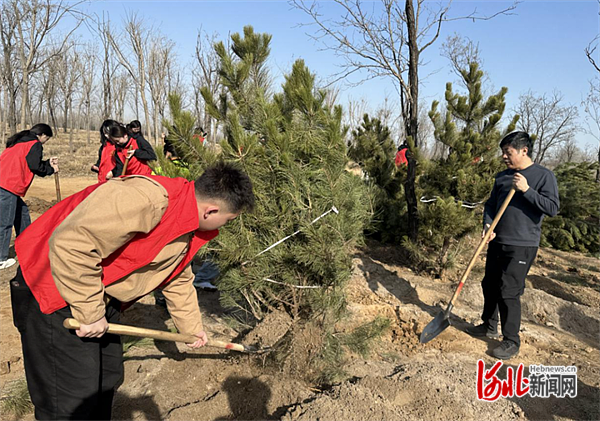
[395,141,408,167]
[96,120,156,181]
[10,162,254,420]
[0,123,59,270]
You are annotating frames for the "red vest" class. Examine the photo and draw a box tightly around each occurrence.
[98,142,116,182]
[0,140,38,196]
[97,138,153,182]
[395,148,408,167]
[15,176,218,314]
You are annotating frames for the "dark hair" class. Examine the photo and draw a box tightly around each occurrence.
[100,119,118,146]
[102,120,128,145]
[7,123,53,147]
[500,131,533,158]
[194,161,255,213]
[163,139,178,158]
[129,120,143,136]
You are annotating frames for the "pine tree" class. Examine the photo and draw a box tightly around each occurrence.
[347,114,406,242]
[167,26,371,324]
[415,62,519,276]
[542,161,600,253]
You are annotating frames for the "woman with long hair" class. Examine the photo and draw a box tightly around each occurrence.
[96,120,156,181]
[0,123,59,269]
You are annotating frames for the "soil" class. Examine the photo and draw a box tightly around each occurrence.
[1,175,599,421]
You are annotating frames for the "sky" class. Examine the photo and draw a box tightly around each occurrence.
[74,0,600,149]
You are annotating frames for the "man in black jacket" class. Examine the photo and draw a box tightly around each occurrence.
[467,131,559,360]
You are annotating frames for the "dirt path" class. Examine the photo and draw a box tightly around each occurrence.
[1,176,599,420]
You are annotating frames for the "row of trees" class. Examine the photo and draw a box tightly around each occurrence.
[0,0,224,148]
[2,1,596,163]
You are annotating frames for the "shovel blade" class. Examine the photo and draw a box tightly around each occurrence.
[420,310,451,344]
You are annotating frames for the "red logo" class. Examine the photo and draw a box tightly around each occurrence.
[477,359,530,401]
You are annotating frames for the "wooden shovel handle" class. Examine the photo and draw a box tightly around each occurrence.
[54,172,61,202]
[447,188,516,308]
[121,145,133,176]
[63,318,248,353]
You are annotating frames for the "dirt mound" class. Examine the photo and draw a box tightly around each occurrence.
[25,197,56,214]
[241,310,293,349]
[282,357,525,421]
[521,288,599,345]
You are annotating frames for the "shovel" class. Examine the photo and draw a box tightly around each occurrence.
[63,318,270,354]
[54,172,61,202]
[121,145,133,176]
[420,188,516,344]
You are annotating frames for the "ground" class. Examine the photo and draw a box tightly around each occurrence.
[0,145,598,420]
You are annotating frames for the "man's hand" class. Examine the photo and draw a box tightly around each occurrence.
[50,157,59,173]
[513,172,529,193]
[482,224,496,243]
[76,317,109,338]
[106,170,114,180]
[126,149,136,159]
[186,330,208,348]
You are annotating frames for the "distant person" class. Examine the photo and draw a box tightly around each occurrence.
[127,120,155,152]
[466,131,559,360]
[97,120,156,181]
[91,119,115,176]
[192,126,208,145]
[11,162,255,419]
[395,142,408,167]
[0,123,59,270]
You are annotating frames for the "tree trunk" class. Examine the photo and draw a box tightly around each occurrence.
[86,102,91,144]
[20,71,29,129]
[49,105,58,135]
[63,98,69,133]
[597,147,600,183]
[68,98,74,152]
[1,89,10,146]
[436,237,451,280]
[404,0,420,241]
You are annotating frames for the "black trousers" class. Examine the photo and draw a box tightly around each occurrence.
[10,268,123,420]
[480,242,537,347]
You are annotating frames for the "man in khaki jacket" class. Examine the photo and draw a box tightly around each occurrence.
[11,162,254,420]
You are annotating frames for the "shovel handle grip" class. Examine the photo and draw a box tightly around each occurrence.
[63,318,247,352]
[446,189,516,310]
[54,172,61,202]
[121,145,133,176]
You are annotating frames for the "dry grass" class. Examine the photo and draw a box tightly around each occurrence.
[0,378,33,419]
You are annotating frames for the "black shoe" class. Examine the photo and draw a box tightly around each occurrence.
[493,340,520,360]
[466,324,500,339]
[155,298,167,308]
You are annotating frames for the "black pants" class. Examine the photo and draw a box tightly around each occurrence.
[10,268,123,420]
[480,242,537,347]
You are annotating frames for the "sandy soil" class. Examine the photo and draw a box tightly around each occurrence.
[1,176,598,421]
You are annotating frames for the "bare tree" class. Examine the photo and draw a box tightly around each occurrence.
[79,42,97,144]
[7,0,83,129]
[101,12,152,140]
[583,1,600,180]
[582,78,600,181]
[56,45,82,150]
[147,35,175,146]
[291,0,518,240]
[192,30,222,143]
[94,12,117,120]
[0,1,20,134]
[112,72,129,122]
[514,90,580,165]
[585,0,600,73]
